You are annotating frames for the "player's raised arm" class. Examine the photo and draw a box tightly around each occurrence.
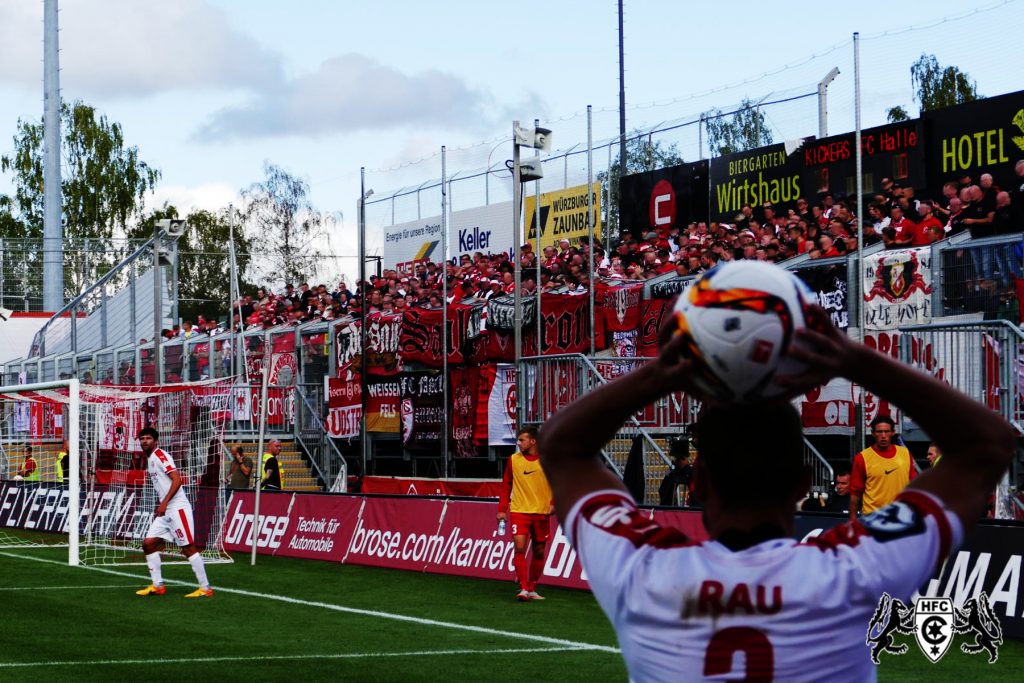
[538,333,699,524]
[779,307,1016,532]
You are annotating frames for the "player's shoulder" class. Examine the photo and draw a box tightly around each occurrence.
[567,489,697,550]
[800,489,959,561]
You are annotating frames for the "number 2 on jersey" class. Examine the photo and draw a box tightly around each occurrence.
[704,627,774,682]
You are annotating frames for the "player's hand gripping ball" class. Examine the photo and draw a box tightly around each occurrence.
[664,260,816,403]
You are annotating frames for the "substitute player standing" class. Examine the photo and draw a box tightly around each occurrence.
[538,307,1014,681]
[135,427,213,598]
[497,426,553,601]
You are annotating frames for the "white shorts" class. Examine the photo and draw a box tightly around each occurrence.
[146,505,197,547]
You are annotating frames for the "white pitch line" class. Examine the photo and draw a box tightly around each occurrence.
[0,551,620,655]
[0,646,586,669]
[0,584,135,592]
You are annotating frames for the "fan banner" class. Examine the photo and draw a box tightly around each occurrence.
[334,320,360,376]
[612,330,638,357]
[486,295,589,359]
[364,312,403,375]
[485,295,536,332]
[599,282,644,333]
[793,262,850,329]
[324,377,361,439]
[365,378,400,433]
[485,363,517,446]
[398,372,444,448]
[862,247,933,330]
[637,298,670,357]
[448,367,479,457]
[399,304,479,366]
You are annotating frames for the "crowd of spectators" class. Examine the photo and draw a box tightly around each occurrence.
[171,161,1024,335]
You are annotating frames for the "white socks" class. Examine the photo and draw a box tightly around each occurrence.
[146,552,163,586]
[188,553,210,589]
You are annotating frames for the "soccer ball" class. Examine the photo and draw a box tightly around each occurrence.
[668,260,814,403]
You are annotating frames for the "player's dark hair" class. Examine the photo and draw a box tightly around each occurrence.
[833,462,851,477]
[138,427,159,441]
[517,426,539,440]
[696,401,805,511]
[869,415,896,431]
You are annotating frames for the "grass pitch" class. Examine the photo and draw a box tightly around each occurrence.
[0,535,1018,681]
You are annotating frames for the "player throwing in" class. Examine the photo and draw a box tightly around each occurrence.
[135,427,213,598]
[497,426,553,601]
[538,307,1014,681]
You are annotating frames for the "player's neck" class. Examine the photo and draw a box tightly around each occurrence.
[705,505,793,542]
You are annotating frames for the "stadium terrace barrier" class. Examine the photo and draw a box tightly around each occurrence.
[222,491,1024,639]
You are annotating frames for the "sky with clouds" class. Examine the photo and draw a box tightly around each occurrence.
[0,0,1020,275]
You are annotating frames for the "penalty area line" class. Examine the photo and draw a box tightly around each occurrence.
[0,551,620,655]
[0,646,587,669]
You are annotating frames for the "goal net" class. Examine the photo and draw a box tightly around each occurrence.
[0,378,234,566]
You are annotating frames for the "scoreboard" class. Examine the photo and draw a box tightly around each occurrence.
[801,120,925,200]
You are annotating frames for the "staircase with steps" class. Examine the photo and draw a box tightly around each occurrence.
[605,436,677,506]
[225,439,323,492]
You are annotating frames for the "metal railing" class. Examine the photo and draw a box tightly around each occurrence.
[521,353,671,504]
[295,383,348,493]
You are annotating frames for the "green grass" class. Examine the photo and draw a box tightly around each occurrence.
[0,535,1019,681]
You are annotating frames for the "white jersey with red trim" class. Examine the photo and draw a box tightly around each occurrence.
[566,488,962,683]
[146,448,189,510]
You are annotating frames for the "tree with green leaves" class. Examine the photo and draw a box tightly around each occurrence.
[132,204,257,324]
[242,161,335,288]
[910,53,979,112]
[1,100,160,302]
[1,100,160,239]
[597,133,684,238]
[703,99,774,157]
[886,105,911,123]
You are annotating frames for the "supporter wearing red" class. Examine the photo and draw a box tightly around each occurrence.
[497,426,553,602]
[889,205,919,247]
[914,201,944,245]
[538,305,1014,682]
[850,415,916,519]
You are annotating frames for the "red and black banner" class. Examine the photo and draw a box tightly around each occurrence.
[398,372,444,449]
[400,304,481,366]
[486,294,590,359]
[598,281,644,333]
[637,298,670,357]
[448,367,481,456]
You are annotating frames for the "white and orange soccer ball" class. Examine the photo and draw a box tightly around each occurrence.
[669,260,815,403]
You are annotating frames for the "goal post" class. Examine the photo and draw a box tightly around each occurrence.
[0,378,234,567]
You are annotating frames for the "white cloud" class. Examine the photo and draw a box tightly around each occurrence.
[0,0,282,96]
[148,183,240,215]
[195,54,496,141]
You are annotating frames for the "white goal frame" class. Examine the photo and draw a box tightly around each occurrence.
[0,377,233,567]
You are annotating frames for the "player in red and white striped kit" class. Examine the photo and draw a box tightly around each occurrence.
[539,307,1014,682]
[135,427,213,598]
